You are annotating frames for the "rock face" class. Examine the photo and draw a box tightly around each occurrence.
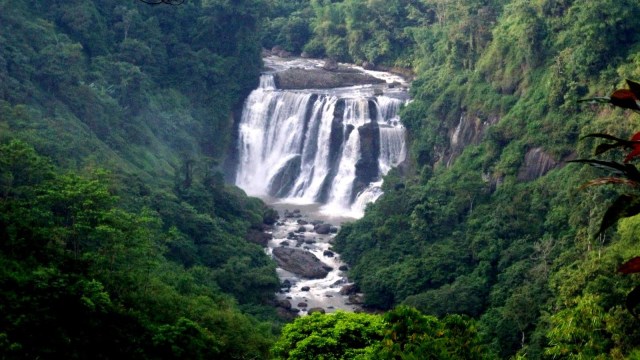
[268,155,302,198]
[443,112,500,166]
[273,68,385,90]
[245,230,272,247]
[353,120,381,199]
[517,147,559,182]
[272,247,330,279]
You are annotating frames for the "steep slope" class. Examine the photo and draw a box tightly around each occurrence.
[0,1,282,358]
[262,0,640,357]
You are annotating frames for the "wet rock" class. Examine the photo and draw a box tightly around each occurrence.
[272,247,331,279]
[310,220,324,226]
[245,230,272,247]
[278,300,292,309]
[282,279,291,288]
[276,307,297,321]
[347,294,364,305]
[304,239,316,244]
[322,265,334,272]
[297,219,309,225]
[323,250,334,257]
[298,302,308,308]
[308,307,326,315]
[332,279,347,287]
[362,61,375,70]
[339,265,349,271]
[517,147,559,182]
[301,286,310,292]
[296,226,306,233]
[323,58,338,71]
[330,227,339,234]
[281,241,290,247]
[314,223,332,234]
[340,284,359,295]
[274,68,385,90]
[353,121,381,199]
[290,308,301,314]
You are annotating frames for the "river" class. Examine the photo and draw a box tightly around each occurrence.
[235,56,409,315]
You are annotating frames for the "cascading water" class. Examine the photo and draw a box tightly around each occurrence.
[235,57,409,315]
[235,58,408,217]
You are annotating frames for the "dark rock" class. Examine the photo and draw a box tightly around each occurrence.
[323,58,339,71]
[308,307,326,315]
[340,284,359,295]
[272,247,331,279]
[330,227,338,234]
[245,230,272,247]
[276,307,297,321]
[314,223,332,234]
[278,300,292,309]
[297,302,308,308]
[291,308,301,313]
[353,120,380,200]
[517,147,558,182]
[268,155,301,197]
[282,279,292,288]
[348,294,364,305]
[263,207,279,225]
[339,265,349,271]
[301,286,310,292]
[281,241,290,247]
[362,61,375,70]
[296,226,306,233]
[373,88,383,96]
[297,219,309,225]
[322,265,334,272]
[273,68,385,90]
[323,250,334,257]
[310,220,324,226]
[304,239,316,244]
[293,209,301,214]
[332,279,347,287]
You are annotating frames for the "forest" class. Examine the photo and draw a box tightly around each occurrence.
[2,0,640,358]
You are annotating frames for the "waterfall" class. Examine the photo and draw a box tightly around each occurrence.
[235,60,408,217]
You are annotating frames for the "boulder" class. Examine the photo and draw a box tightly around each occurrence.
[281,241,290,247]
[301,286,310,292]
[277,299,292,310]
[296,226,306,233]
[245,230,272,247]
[323,58,339,71]
[362,61,375,70]
[273,68,385,90]
[308,307,326,315]
[340,284,359,295]
[314,223,332,234]
[330,227,339,234]
[347,294,364,305]
[297,219,309,225]
[272,247,331,279]
[298,302,308,308]
[339,265,349,271]
[323,250,334,257]
[276,307,297,321]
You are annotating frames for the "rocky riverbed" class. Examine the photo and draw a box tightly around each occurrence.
[265,205,364,318]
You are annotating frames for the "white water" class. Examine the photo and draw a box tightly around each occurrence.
[235,57,409,314]
[236,57,408,217]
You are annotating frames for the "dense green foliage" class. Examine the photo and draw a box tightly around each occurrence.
[0,0,282,358]
[6,0,640,358]
[264,0,640,358]
[272,307,483,360]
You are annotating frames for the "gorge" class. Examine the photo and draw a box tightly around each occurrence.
[235,57,410,313]
[235,57,409,218]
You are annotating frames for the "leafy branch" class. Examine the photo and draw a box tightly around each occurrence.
[574,79,640,318]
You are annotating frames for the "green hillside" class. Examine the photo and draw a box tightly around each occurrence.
[4,0,640,358]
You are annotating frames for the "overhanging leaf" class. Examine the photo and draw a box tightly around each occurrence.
[569,159,640,183]
[619,257,640,274]
[578,177,638,190]
[627,79,640,99]
[625,285,640,319]
[599,194,640,235]
[609,89,640,110]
